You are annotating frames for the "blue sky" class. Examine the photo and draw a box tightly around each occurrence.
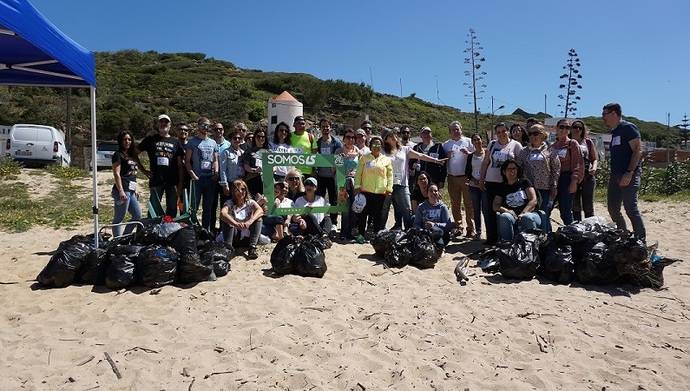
[31,0,690,125]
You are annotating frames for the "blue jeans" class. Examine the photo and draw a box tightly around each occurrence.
[557,171,575,225]
[340,177,357,238]
[194,176,217,231]
[573,174,596,222]
[497,212,542,242]
[382,185,413,230]
[149,184,179,218]
[607,172,646,241]
[537,188,553,232]
[468,185,486,235]
[112,189,142,237]
[262,215,285,237]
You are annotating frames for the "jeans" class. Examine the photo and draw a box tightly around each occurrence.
[497,212,542,242]
[382,185,413,230]
[222,218,262,249]
[262,215,285,237]
[573,174,596,222]
[149,184,178,218]
[429,224,454,248]
[193,176,216,231]
[112,189,142,237]
[340,178,357,238]
[316,176,339,225]
[291,214,333,236]
[447,175,474,234]
[483,182,502,243]
[557,171,575,226]
[358,192,387,235]
[468,185,486,235]
[607,172,646,241]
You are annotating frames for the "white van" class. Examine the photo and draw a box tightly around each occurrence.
[7,124,71,167]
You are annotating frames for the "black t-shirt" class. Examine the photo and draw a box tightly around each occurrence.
[139,134,184,187]
[411,186,427,204]
[610,120,641,175]
[112,151,138,191]
[497,178,533,215]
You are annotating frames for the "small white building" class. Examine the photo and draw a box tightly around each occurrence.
[268,91,303,137]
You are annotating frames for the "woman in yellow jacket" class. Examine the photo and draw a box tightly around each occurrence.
[354,135,393,236]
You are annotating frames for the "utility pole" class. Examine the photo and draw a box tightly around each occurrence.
[544,94,547,115]
[400,77,403,98]
[435,76,440,104]
[369,67,374,90]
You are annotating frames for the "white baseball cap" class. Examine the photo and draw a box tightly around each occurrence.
[158,114,171,122]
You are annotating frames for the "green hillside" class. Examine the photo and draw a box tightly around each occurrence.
[0,50,681,147]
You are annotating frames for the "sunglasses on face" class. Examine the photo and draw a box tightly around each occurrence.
[571,125,584,130]
[232,136,242,140]
[363,127,372,130]
[214,127,224,131]
[287,177,300,181]
[199,123,211,129]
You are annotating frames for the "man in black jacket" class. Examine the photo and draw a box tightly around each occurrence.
[409,126,447,190]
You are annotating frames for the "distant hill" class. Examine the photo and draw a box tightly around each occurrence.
[0,50,681,147]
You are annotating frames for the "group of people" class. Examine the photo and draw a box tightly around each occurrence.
[110,102,647,259]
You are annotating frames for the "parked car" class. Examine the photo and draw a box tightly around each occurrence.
[6,124,71,167]
[91,140,119,169]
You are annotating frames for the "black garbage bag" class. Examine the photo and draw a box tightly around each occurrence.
[193,225,215,249]
[270,236,299,275]
[37,235,93,288]
[574,241,618,284]
[137,245,178,287]
[540,241,574,284]
[497,231,543,280]
[77,248,108,285]
[200,242,233,277]
[646,248,683,289]
[384,245,412,268]
[405,228,440,269]
[294,239,327,278]
[372,230,404,258]
[177,253,216,283]
[105,245,143,289]
[168,226,198,255]
[132,217,164,245]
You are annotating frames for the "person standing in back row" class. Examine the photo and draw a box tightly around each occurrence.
[410,126,447,189]
[314,118,343,230]
[289,115,314,177]
[139,114,185,218]
[603,102,646,242]
[443,121,475,238]
[185,117,219,231]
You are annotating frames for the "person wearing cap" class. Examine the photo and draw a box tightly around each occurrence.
[354,128,371,155]
[410,126,447,189]
[262,181,293,241]
[139,114,185,218]
[314,118,343,230]
[354,135,393,237]
[185,116,220,231]
[289,115,315,176]
[291,177,332,237]
[442,120,476,238]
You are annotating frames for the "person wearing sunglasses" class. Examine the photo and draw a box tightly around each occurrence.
[602,102,645,242]
[548,119,584,226]
[354,135,393,238]
[241,129,270,197]
[479,122,524,244]
[333,127,362,240]
[220,179,263,260]
[219,130,246,200]
[289,115,315,176]
[354,128,370,155]
[185,117,220,231]
[314,118,343,230]
[516,124,560,227]
[284,169,306,201]
[139,114,184,218]
[569,120,598,222]
[399,126,415,148]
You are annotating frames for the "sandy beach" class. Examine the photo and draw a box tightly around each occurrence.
[1,170,689,390]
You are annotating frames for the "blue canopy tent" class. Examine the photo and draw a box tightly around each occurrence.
[0,0,101,245]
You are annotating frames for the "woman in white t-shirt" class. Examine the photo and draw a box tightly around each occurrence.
[220,179,264,259]
[291,177,331,237]
[381,130,447,230]
[269,122,295,182]
[479,123,523,244]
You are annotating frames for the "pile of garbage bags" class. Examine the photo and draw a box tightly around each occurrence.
[37,220,232,289]
[270,235,329,278]
[480,216,682,289]
[371,228,441,269]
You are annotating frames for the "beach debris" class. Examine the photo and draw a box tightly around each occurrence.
[454,258,470,283]
[137,245,178,288]
[371,228,440,270]
[535,334,549,353]
[496,230,544,280]
[104,352,122,379]
[76,355,95,366]
[199,242,232,277]
[614,302,677,323]
[203,369,237,379]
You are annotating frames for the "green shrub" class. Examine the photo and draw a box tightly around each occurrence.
[0,157,21,180]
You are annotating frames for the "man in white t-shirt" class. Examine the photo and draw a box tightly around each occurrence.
[442,120,475,237]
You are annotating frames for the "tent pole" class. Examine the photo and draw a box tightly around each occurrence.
[90,86,99,248]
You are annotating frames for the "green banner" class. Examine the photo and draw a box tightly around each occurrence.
[261,152,354,216]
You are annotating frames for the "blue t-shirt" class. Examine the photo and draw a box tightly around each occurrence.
[186,136,219,177]
[610,120,640,175]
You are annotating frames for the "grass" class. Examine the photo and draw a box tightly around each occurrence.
[45,164,90,180]
[0,157,21,180]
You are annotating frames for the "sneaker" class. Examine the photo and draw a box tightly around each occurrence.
[246,247,258,260]
[355,234,366,244]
